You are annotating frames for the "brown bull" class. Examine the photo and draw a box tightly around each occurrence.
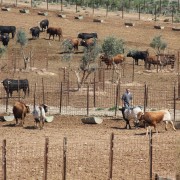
[47,27,62,41]
[100,54,125,69]
[13,101,30,126]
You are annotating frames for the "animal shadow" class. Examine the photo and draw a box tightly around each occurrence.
[3,123,16,127]
[24,126,37,130]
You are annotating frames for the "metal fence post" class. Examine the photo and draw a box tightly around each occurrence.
[59,82,63,114]
[109,133,114,180]
[62,137,67,180]
[87,84,89,116]
[43,138,49,180]
[2,139,6,180]
[149,130,153,180]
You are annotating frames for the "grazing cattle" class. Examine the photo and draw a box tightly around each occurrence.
[40,19,49,31]
[100,54,125,69]
[127,50,149,65]
[1,34,9,46]
[157,53,176,69]
[13,101,30,126]
[0,25,16,38]
[137,110,176,135]
[80,38,96,49]
[47,27,62,41]
[146,55,161,70]
[120,106,143,129]
[77,32,98,40]
[1,79,30,98]
[32,104,48,129]
[67,38,80,52]
[30,26,40,39]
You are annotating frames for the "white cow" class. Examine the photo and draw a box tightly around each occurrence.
[32,104,48,129]
[120,106,143,129]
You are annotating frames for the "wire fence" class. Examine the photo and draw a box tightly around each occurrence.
[0,132,179,180]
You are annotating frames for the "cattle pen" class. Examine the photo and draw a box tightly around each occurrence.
[0,131,179,180]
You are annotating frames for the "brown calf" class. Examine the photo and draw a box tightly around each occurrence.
[13,101,30,126]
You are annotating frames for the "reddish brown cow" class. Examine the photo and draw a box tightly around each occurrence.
[13,101,30,126]
[137,110,176,135]
[69,38,80,52]
[80,38,96,48]
[100,54,125,69]
[47,27,62,41]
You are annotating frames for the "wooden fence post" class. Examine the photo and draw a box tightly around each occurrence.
[2,139,6,180]
[87,84,89,116]
[67,70,69,106]
[34,83,37,109]
[144,83,147,112]
[47,0,49,10]
[122,5,124,19]
[149,129,153,180]
[18,77,20,101]
[138,3,141,20]
[43,138,49,180]
[178,51,180,99]
[115,83,119,117]
[132,59,135,82]
[109,133,114,180]
[174,82,176,121]
[5,81,9,113]
[103,68,105,91]
[62,137,67,180]
[59,82,63,114]
[93,73,96,107]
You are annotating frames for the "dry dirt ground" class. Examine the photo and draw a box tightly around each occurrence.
[0,3,180,180]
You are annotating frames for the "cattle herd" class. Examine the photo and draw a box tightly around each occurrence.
[0,16,177,133]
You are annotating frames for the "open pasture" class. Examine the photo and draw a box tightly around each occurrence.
[0,2,180,180]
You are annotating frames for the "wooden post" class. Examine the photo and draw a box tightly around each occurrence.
[178,52,180,99]
[122,5,124,19]
[138,3,141,20]
[92,0,95,15]
[47,0,49,10]
[87,84,89,116]
[149,129,153,180]
[103,68,105,91]
[76,0,77,13]
[43,138,49,180]
[174,82,176,121]
[109,133,114,180]
[93,73,96,107]
[31,0,32,8]
[115,83,119,117]
[61,0,63,11]
[172,7,174,23]
[59,82,63,114]
[62,137,67,180]
[42,78,45,104]
[5,80,9,113]
[106,4,108,17]
[34,83,37,109]
[154,4,157,21]
[132,59,135,82]
[63,68,66,82]
[2,139,6,180]
[144,83,147,112]
[18,77,20,101]
[67,71,70,106]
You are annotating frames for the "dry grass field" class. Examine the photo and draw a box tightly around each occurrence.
[0,2,180,180]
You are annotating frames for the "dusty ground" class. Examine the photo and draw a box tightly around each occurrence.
[0,3,180,180]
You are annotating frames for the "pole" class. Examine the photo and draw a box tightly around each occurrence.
[43,138,49,180]
[109,133,114,180]
[174,82,176,121]
[47,0,49,10]
[149,129,153,180]
[132,59,135,82]
[61,0,63,11]
[138,3,141,20]
[87,84,89,116]
[2,139,6,180]
[115,84,119,117]
[34,83,37,109]
[62,137,67,180]
[42,78,45,104]
[59,82,62,114]
[93,73,96,107]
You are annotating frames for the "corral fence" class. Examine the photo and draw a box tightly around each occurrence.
[0,71,180,120]
[0,131,179,180]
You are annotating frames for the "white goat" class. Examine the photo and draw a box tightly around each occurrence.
[32,104,48,129]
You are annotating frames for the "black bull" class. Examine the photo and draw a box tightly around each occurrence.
[1,79,30,98]
[0,26,16,39]
[77,32,98,39]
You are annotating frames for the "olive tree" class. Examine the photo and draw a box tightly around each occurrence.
[150,35,167,54]
[62,39,100,90]
[16,29,33,70]
[101,36,125,82]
